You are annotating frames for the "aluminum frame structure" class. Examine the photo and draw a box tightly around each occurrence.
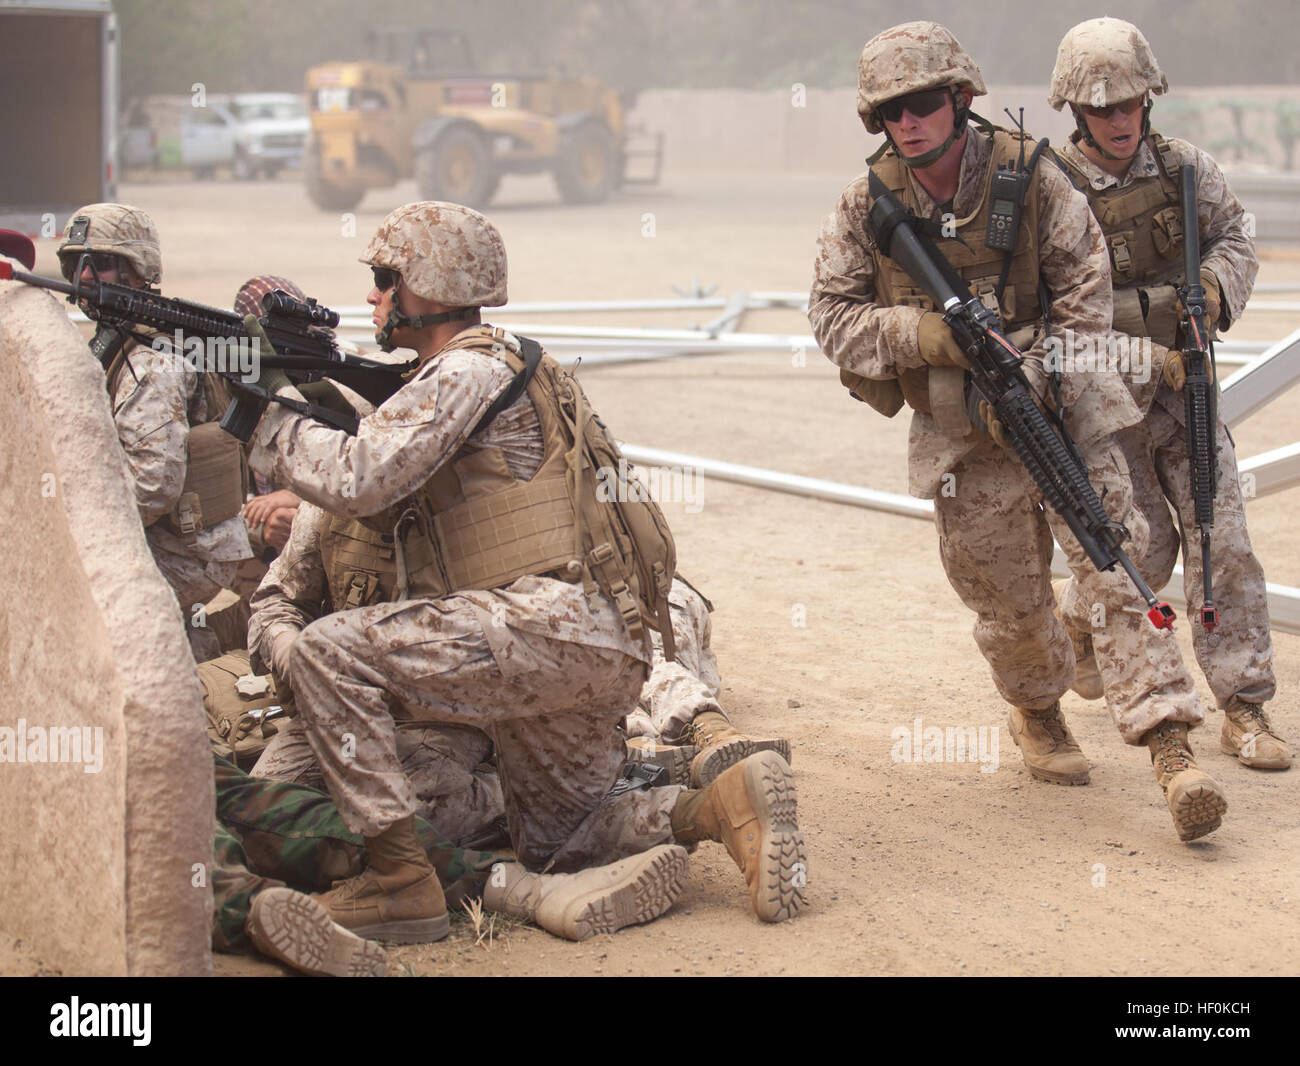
[621,321,1300,635]
[479,293,1300,635]
[329,289,1288,367]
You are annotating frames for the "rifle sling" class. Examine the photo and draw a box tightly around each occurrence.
[473,334,543,436]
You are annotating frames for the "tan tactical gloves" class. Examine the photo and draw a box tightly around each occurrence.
[980,359,1053,449]
[1161,345,1216,391]
[1200,267,1222,330]
[917,311,971,368]
[1160,269,1222,391]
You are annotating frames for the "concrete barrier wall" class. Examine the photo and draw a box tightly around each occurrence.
[632,85,1300,174]
[0,279,213,976]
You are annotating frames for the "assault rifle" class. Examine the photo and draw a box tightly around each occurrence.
[865,169,1175,630]
[0,253,414,441]
[1175,163,1220,633]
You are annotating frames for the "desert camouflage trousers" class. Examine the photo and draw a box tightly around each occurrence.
[933,438,1075,711]
[252,716,505,847]
[1059,402,1274,742]
[288,596,681,872]
[624,578,723,742]
[152,545,238,662]
[211,754,497,953]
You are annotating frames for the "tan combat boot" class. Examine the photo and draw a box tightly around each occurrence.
[1220,698,1293,770]
[247,887,387,977]
[625,735,696,786]
[688,710,793,788]
[671,750,805,922]
[1052,578,1103,700]
[1144,720,1228,842]
[483,844,689,941]
[313,815,450,944]
[1007,703,1091,785]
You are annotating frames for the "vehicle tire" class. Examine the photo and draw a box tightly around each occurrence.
[194,165,216,181]
[304,161,363,211]
[232,150,256,181]
[554,122,616,203]
[263,161,284,180]
[415,127,497,209]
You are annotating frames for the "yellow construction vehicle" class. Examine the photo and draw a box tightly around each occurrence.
[303,28,663,211]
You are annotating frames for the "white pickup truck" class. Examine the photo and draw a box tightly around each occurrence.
[122,93,310,180]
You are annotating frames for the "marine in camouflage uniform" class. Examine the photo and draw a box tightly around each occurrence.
[57,205,252,661]
[246,499,507,846]
[239,202,805,940]
[230,276,310,596]
[809,23,1146,781]
[1047,18,1291,779]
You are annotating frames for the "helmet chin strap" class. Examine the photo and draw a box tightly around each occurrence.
[1072,98,1152,162]
[889,90,970,171]
[375,307,476,352]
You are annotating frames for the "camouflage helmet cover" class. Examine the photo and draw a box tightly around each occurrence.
[360,201,507,307]
[1049,17,1168,111]
[234,274,307,320]
[58,203,161,284]
[856,21,987,134]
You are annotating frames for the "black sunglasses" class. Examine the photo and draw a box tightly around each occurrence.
[371,266,399,291]
[59,250,121,281]
[1079,95,1146,120]
[878,88,952,125]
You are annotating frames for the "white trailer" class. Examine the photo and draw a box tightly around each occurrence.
[0,0,118,236]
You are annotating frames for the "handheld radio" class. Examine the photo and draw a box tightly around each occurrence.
[985,109,1034,252]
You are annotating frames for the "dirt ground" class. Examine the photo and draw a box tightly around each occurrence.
[23,167,1300,977]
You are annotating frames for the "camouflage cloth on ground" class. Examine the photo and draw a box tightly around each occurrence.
[211,753,497,953]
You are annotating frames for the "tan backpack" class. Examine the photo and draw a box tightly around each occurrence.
[548,347,679,659]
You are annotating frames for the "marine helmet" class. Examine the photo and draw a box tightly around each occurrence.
[57,203,161,285]
[1049,18,1166,159]
[1049,18,1168,112]
[361,201,507,307]
[360,201,507,352]
[856,21,986,169]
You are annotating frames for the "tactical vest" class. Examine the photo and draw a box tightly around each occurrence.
[1058,133,1186,345]
[851,129,1046,420]
[871,130,1045,329]
[198,649,286,769]
[106,336,246,537]
[318,327,676,650]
